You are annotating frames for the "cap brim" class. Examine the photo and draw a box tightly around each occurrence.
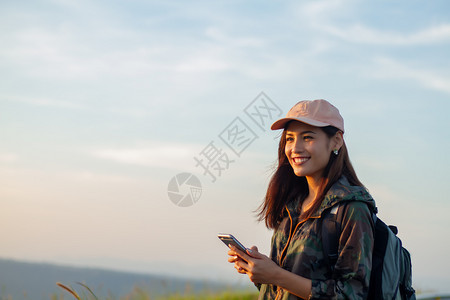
[270,117,330,130]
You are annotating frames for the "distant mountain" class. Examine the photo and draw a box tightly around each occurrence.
[0,258,228,300]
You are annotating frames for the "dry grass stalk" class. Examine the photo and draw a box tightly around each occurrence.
[56,282,81,300]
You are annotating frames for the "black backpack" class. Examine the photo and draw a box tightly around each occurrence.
[322,202,416,300]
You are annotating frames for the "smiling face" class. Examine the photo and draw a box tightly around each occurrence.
[284,121,340,183]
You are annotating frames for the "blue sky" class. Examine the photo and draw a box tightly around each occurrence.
[1,0,450,293]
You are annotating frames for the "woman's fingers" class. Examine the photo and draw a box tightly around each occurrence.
[228,255,240,263]
[234,255,251,271]
[228,246,251,261]
[227,245,268,276]
[234,262,247,274]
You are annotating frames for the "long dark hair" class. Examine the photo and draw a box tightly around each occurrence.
[257,125,364,229]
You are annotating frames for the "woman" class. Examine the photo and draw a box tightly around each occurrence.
[227,99,375,299]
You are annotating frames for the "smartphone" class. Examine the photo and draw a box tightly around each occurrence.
[218,233,247,252]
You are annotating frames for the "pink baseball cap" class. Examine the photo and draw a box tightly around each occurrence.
[271,99,344,132]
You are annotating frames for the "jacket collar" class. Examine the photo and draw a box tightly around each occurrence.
[285,176,376,219]
[311,176,376,218]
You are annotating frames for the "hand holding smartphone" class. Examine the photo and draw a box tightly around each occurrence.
[218,233,247,252]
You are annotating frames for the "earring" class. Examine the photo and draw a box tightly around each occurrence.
[333,149,339,155]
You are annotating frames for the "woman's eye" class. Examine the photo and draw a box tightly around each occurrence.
[286,137,294,142]
[303,136,313,140]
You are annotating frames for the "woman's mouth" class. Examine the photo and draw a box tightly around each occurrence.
[292,157,310,165]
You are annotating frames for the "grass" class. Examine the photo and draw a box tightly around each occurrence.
[54,282,259,300]
[159,291,258,300]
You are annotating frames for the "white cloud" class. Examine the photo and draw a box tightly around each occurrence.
[1,27,161,80]
[321,23,450,45]
[300,0,350,16]
[70,171,135,184]
[89,142,201,170]
[174,53,232,73]
[4,95,88,110]
[204,27,266,48]
[370,57,450,94]
[294,0,355,26]
[0,153,19,164]
[296,0,450,46]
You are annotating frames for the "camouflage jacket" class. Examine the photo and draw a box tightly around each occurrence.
[258,177,376,300]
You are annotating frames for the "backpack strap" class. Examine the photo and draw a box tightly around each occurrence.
[322,202,376,273]
[321,202,349,273]
[322,203,416,300]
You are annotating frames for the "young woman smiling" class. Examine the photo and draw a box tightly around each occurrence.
[227,100,375,299]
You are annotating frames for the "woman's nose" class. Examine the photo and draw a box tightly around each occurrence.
[291,140,303,153]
